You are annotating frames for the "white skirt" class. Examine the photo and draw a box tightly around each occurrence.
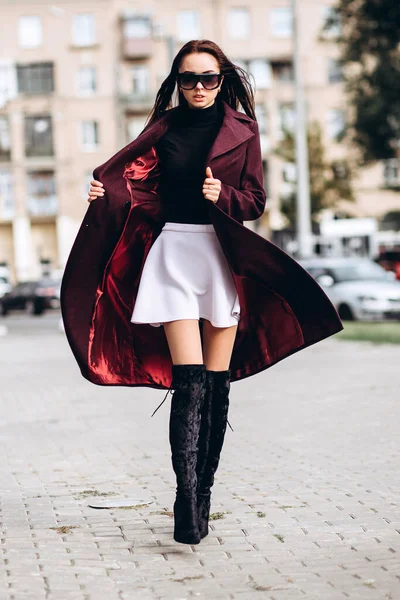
[131,222,241,328]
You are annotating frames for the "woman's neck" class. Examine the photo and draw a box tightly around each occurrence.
[180,100,220,127]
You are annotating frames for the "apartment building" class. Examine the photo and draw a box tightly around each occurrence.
[0,0,398,282]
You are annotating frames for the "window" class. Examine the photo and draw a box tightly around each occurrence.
[233,59,248,73]
[77,66,97,95]
[283,162,296,183]
[177,10,201,41]
[249,59,272,89]
[123,16,151,39]
[126,116,147,142]
[270,7,292,38]
[81,120,99,151]
[328,58,343,83]
[234,59,271,89]
[255,104,267,135]
[227,8,251,39]
[131,65,149,96]
[17,63,54,94]
[332,161,349,180]
[272,61,294,82]
[72,14,96,47]
[26,171,57,216]
[0,170,13,219]
[83,170,93,200]
[322,6,341,38]
[0,117,11,160]
[383,159,400,188]
[281,163,296,200]
[327,109,345,140]
[279,103,295,134]
[24,116,54,157]
[0,61,18,106]
[18,16,42,48]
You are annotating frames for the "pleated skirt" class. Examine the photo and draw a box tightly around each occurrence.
[131,222,241,328]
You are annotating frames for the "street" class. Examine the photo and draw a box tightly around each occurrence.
[0,312,399,599]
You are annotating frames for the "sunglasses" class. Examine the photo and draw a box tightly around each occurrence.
[177,72,223,90]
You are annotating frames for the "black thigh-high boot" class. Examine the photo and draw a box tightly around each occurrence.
[169,364,206,545]
[195,370,213,490]
[197,369,230,539]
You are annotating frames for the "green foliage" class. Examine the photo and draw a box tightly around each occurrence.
[325,0,400,163]
[275,122,354,226]
[338,322,400,344]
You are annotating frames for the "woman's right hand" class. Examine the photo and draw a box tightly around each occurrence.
[87,179,105,203]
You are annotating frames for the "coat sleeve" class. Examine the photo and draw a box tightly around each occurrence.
[216,120,267,222]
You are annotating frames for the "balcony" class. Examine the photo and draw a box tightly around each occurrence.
[0,116,11,161]
[0,170,13,220]
[27,195,58,218]
[119,91,154,111]
[24,116,54,158]
[121,14,153,59]
[0,201,13,221]
[122,37,153,60]
[0,148,11,162]
[26,171,57,218]
[17,63,54,95]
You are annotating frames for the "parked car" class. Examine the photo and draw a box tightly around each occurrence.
[376,249,400,281]
[0,275,11,299]
[300,257,400,321]
[0,278,61,316]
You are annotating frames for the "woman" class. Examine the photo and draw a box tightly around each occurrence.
[61,40,342,546]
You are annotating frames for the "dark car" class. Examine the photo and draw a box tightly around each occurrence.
[0,278,60,316]
[376,249,400,281]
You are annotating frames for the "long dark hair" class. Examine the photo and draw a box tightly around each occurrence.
[146,39,256,127]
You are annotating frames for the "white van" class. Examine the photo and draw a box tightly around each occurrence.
[0,266,11,298]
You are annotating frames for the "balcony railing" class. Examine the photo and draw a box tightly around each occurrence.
[27,195,58,217]
[0,149,11,161]
[122,37,153,59]
[119,91,154,109]
[0,203,13,220]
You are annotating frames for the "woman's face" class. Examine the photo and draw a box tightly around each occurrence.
[178,52,223,110]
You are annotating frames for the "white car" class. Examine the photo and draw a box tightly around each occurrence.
[300,257,400,321]
[0,275,11,299]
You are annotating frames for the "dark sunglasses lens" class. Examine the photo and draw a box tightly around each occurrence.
[202,74,220,89]
[178,73,221,90]
[178,74,198,89]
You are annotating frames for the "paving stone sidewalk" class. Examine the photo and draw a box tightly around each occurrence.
[0,314,399,600]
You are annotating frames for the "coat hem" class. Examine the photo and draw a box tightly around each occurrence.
[79,322,343,391]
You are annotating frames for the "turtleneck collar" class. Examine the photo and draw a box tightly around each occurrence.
[180,99,221,127]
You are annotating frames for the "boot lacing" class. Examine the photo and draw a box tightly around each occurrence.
[151,386,233,431]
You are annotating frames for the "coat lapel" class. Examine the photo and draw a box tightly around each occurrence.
[206,101,255,162]
[126,100,255,165]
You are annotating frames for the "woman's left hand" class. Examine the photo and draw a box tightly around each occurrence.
[202,167,221,203]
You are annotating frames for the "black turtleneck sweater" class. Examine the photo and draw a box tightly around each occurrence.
[156,100,223,224]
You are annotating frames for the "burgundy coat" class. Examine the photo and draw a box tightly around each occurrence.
[61,100,342,389]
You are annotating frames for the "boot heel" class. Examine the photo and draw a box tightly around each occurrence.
[197,492,211,539]
[174,494,201,544]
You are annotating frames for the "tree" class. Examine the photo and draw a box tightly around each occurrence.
[325,0,400,163]
[275,122,354,226]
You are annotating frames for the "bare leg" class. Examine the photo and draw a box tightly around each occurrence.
[163,319,203,365]
[202,320,238,371]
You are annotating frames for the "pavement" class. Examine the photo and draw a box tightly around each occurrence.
[0,312,399,600]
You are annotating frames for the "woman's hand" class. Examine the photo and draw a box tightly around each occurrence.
[87,180,104,203]
[202,167,221,203]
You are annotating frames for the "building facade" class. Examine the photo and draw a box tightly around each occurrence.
[0,0,398,282]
